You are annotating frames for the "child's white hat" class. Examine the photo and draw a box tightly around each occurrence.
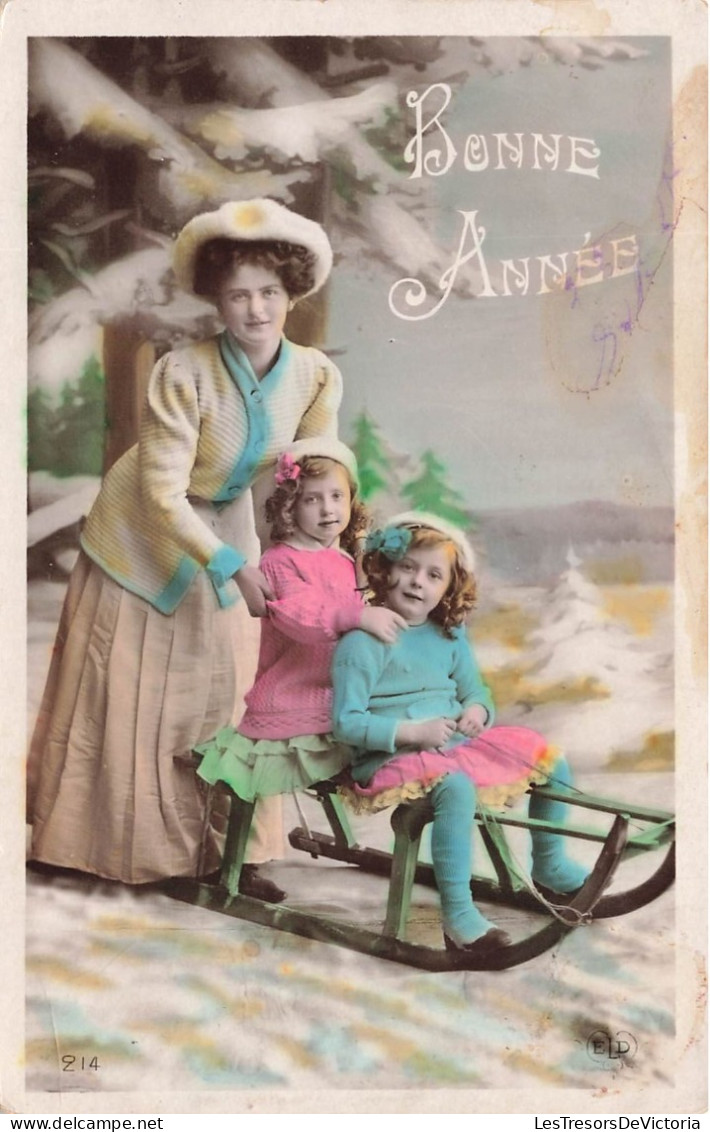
[387,511,475,572]
[173,198,333,297]
[278,436,359,487]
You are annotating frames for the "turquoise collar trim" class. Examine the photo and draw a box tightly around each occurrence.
[225,331,293,395]
[213,333,292,505]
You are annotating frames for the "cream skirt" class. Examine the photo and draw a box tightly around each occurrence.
[27,552,277,883]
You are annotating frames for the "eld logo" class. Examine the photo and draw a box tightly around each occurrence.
[586,1029,638,1068]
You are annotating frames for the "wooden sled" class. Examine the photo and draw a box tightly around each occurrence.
[163,758,675,972]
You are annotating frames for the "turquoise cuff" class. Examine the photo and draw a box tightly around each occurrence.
[366,716,399,754]
[205,543,246,586]
[205,544,246,608]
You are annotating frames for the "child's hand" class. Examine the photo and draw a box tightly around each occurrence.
[397,717,457,750]
[234,565,274,617]
[458,704,488,739]
[358,606,408,643]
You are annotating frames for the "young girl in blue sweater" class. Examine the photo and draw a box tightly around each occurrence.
[332,512,589,959]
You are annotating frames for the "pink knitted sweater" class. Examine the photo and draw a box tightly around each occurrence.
[238,542,364,739]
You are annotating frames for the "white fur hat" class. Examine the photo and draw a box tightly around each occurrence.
[387,511,476,573]
[279,436,359,487]
[173,198,333,297]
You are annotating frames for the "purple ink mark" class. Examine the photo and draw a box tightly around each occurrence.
[591,322,618,390]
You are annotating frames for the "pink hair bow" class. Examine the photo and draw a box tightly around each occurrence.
[275,452,301,484]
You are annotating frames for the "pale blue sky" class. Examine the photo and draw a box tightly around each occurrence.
[329,39,673,510]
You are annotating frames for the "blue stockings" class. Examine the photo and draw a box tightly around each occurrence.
[528,755,589,894]
[429,772,497,945]
[429,757,589,943]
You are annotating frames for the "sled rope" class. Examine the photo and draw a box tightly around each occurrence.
[476,805,592,926]
[475,737,652,841]
[292,790,313,839]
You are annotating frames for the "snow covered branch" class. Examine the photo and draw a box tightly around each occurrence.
[29,39,307,223]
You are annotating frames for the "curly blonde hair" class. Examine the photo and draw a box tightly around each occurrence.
[362,526,477,636]
[265,456,369,557]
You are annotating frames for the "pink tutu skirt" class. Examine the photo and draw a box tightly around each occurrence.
[339,725,559,814]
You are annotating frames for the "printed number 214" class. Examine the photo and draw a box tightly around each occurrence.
[62,1055,100,1071]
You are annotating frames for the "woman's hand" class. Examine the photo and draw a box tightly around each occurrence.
[397,717,457,751]
[457,704,488,739]
[358,606,408,644]
[234,565,274,617]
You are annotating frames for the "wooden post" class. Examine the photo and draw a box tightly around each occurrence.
[102,320,156,473]
[284,165,333,350]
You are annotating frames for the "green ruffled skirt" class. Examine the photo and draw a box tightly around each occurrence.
[195,728,352,802]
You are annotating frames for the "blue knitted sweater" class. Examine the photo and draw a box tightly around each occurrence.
[332,619,495,784]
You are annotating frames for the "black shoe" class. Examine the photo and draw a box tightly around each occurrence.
[238,864,287,903]
[197,869,223,886]
[533,880,584,904]
[444,927,512,956]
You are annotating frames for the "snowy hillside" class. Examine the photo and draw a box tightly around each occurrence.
[473,553,673,774]
[472,502,674,585]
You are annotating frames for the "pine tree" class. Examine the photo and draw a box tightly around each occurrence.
[530,546,605,647]
[526,546,656,683]
[26,35,652,460]
[27,387,57,473]
[28,35,648,350]
[349,411,390,502]
[400,450,473,529]
[49,357,106,477]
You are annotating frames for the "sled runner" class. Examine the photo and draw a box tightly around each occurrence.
[164,756,675,972]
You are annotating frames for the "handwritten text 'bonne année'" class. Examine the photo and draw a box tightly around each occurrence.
[388,82,639,321]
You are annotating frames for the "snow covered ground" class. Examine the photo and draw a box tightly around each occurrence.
[24,563,678,1102]
[26,784,675,1099]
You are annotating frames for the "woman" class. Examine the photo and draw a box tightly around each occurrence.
[27,198,341,894]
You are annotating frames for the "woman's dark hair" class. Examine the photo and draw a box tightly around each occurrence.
[265,456,369,559]
[193,238,317,300]
[362,527,477,637]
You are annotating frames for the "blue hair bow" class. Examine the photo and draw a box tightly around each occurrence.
[364,526,412,561]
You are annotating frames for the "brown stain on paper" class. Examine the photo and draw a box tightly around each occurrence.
[672,64,708,682]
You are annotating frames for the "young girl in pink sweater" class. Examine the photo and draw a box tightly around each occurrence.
[195,436,405,901]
